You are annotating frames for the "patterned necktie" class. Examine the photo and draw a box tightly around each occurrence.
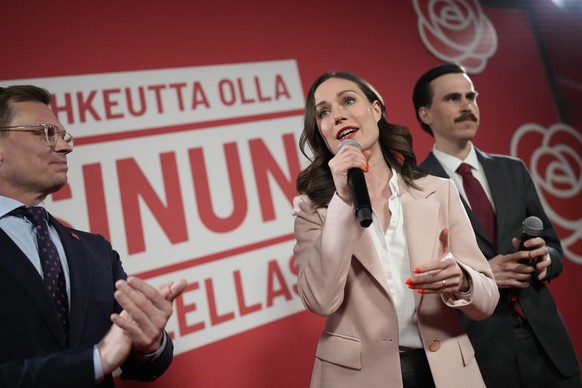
[10,206,69,338]
[456,163,496,246]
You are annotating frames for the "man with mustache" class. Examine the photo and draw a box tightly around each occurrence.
[412,64,580,388]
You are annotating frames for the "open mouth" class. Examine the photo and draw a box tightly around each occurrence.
[337,128,357,139]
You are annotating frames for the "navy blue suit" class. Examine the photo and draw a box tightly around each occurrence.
[418,148,580,386]
[0,214,173,387]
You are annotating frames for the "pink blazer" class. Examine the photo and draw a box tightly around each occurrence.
[293,174,499,388]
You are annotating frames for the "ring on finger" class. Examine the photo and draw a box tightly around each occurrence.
[442,279,446,288]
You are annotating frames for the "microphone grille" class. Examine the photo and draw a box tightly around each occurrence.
[337,139,361,152]
[522,216,543,236]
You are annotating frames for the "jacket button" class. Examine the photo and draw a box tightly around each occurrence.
[429,340,441,352]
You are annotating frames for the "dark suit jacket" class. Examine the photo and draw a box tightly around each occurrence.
[0,214,173,387]
[418,148,580,383]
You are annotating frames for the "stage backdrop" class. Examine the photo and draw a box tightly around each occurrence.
[2,1,580,386]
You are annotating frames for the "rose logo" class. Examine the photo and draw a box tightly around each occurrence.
[413,0,498,74]
[511,122,582,265]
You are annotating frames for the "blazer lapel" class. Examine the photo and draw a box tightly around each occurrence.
[401,179,439,268]
[418,152,449,179]
[352,229,392,297]
[350,175,441,303]
[0,229,67,347]
[476,149,504,257]
[51,218,91,347]
[400,176,439,310]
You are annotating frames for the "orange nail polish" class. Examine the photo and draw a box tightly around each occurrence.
[413,267,420,274]
[407,285,415,289]
[364,162,369,172]
[405,278,412,285]
[417,289,424,294]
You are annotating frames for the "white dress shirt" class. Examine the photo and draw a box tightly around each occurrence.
[432,143,496,211]
[368,170,423,349]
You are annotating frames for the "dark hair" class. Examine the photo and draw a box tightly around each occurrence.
[296,71,424,209]
[0,85,52,129]
[412,63,467,136]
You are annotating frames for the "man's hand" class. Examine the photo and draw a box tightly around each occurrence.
[111,277,187,354]
[519,236,552,280]
[97,315,132,375]
[489,236,552,288]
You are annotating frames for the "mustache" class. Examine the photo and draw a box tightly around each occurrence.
[454,112,478,122]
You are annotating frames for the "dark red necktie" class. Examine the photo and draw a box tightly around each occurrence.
[10,206,69,338]
[456,165,526,319]
[456,163,496,245]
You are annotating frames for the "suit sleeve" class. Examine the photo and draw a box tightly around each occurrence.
[292,194,366,316]
[0,349,96,388]
[0,232,174,387]
[119,336,174,382]
[104,235,175,382]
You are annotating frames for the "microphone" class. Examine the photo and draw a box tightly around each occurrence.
[518,216,543,265]
[337,139,373,227]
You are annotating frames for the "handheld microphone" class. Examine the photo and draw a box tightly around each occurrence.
[518,216,543,265]
[337,139,372,227]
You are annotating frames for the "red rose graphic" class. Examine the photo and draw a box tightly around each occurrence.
[413,0,498,73]
[511,122,582,264]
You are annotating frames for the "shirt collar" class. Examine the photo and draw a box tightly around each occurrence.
[0,195,46,218]
[388,167,400,197]
[432,142,481,173]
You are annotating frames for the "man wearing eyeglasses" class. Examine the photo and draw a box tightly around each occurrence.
[0,85,187,387]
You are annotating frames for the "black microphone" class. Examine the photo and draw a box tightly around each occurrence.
[337,139,372,227]
[518,216,543,265]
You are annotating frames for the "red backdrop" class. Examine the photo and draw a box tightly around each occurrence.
[2,1,580,386]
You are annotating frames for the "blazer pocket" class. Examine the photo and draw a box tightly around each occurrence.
[316,331,362,370]
[457,334,476,367]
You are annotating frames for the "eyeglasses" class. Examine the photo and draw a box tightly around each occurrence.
[0,124,75,147]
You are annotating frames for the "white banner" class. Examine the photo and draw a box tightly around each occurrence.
[5,60,309,354]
